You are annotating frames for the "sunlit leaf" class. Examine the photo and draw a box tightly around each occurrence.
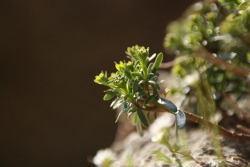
[132,112,138,125]
[238,2,248,10]
[152,52,163,72]
[147,63,154,75]
[155,157,172,164]
[103,91,116,101]
[112,99,123,109]
[115,111,123,123]
[157,97,177,113]
[152,150,167,157]
[148,53,156,61]
[148,80,160,90]
[94,72,109,86]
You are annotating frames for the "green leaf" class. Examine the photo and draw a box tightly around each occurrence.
[247,52,250,63]
[110,97,118,107]
[111,99,123,109]
[152,150,173,163]
[154,111,157,120]
[147,63,154,75]
[241,10,249,24]
[94,72,109,86]
[103,91,116,101]
[147,111,150,122]
[138,80,144,85]
[131,72,143,79]
[127,108,136,119]
[115,111,123,123]
[152,150,167,157]
[119,88,127,95]
[132,112,138,125]
[152,52,163,72]
[148,53,156,61]
[138,91,147,98]
[238,2,248,10]
[115,61,125,71]
[124,69,132,79]
[157,97,177,113]
[148,80,160,90]
[175,109,186,128]
[144,94,157,104]
[122,102,132,113]
[115,63,121,71]
[155,157,172,164]
[136,108,149,128]
[136,116,144,136]
[132,80,139,95]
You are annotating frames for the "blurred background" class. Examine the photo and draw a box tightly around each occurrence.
[1,0,195,166]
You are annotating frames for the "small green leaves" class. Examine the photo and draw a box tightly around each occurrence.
[115,61,124,71]
[95,45,186,135]
[94,72,109,86]
[136,108,149,128]
[132,112,138,125]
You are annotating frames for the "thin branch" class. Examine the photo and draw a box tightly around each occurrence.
[236,125,250,135]
[197,48,250,80]
[159,56,189,69]
[138,92,250,140]
[184,111,250,141]
[221,91,250,123]
[150,104,250,141]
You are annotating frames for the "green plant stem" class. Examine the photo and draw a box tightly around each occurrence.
[163,135,183,167]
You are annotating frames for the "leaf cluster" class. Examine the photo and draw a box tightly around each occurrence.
[94,45,164,135]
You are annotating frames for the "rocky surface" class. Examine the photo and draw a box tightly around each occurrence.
[110,128,250,167]
[97,71,250,167]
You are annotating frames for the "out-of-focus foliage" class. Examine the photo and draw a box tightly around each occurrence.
[164,0,250,120]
